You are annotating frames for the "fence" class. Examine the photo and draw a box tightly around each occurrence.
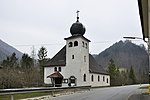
[0,85,91,100]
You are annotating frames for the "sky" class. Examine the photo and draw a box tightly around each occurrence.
[0,0,146,58]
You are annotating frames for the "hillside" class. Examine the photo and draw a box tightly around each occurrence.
[94,40,148,72]
[0,40,23,61]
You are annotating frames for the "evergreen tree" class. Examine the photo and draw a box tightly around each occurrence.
[38,46,48,66]
[108,59,116,76]
[37,46,48,84]
[1,52,18,68]
[129,66,136,84]
[108,59,118,85]
[21,53,33,69]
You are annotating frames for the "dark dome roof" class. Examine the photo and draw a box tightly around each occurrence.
[70,21,86,36]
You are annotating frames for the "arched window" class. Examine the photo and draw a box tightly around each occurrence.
[69,42,73,47]
[84,56,86,62]
[83,74,86,82]
[85,43,88,48]
[82,41,84,47]
[58,67,61,72]
[98,76,100,82]
[107,78,109,83]
[72,55,74,59]
[54,67,57,71]
[103,76,105,82]
[91,75,94,82]
[74,41,78,46]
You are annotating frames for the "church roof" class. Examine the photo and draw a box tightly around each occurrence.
[64,35,91,42]
[43,46,108,75]
[47,71,63,78]
[43,46,66,67]
[89,54,109,75]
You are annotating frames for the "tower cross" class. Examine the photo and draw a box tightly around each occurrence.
[76,10,80,22]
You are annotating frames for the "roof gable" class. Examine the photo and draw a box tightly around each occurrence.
[47,71,63,78]
[64,35,91,42]
[43,46,66,67]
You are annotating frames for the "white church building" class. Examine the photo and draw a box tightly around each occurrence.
[43,12,110,87]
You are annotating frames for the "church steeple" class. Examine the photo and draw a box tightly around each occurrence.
[70,11,86,36]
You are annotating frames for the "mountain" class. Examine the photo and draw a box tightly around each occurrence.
[94,40,148,72]
[0,40,23,61]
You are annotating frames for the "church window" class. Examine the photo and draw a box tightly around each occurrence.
[103,76,105,82]
[74,41,78,46]
[72,55,74,59]
[82,41,84,47]
[91,75,94,82]
[69,42,73,47]
[107,78,109,83]
[84,56,86,62]
[98,76,100,82]
[85,43,88,48]
[54,67,57,71]
[58,67,61,72]
[83,74,86,82]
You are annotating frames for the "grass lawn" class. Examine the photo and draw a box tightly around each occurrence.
[0,92,52,100]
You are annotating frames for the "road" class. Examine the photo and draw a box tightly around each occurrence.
[47,85,144,100]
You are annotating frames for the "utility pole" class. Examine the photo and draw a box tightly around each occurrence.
[31,45,36,67]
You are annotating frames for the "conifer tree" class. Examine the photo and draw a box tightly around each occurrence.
[129,66,136,84]
[21,53,33,69]
[38,46,48,66]
[37,46,48,84]
[108,59,118,85]
[1,52,18,68]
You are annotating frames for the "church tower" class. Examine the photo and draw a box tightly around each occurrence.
[64,11,91,86]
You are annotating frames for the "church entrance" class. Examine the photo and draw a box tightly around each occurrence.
[47,71,63,87]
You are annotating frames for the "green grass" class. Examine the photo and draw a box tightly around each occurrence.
[0,92,52,100]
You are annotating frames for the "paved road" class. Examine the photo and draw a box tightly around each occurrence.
[47,85,144,100]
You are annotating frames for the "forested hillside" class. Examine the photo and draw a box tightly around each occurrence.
[94,40,148,72]
[94,40,148,85]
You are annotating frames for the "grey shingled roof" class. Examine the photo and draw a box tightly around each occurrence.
[64,35,91,42]
[89,54,109,75]
[43,46,66,67]
[47,71,63,78]
[44,46,108,75]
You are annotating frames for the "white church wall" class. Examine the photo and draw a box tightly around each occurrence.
[65,37,90,86]
[90,73,110,87]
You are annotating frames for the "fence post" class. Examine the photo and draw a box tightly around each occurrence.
[11,95,14,100]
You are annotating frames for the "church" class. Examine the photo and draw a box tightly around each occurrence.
[43,11,110,87]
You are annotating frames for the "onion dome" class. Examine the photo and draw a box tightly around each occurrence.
[70,11,86,36]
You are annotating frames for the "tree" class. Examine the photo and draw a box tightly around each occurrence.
[38,46,48,66]
[37,46,48,84]
[21,53,33,69]
[1,52,18,68]
[120,70,128,85]
[129,66,136,84]
[108,59,116,76]
[107,59,119,86]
